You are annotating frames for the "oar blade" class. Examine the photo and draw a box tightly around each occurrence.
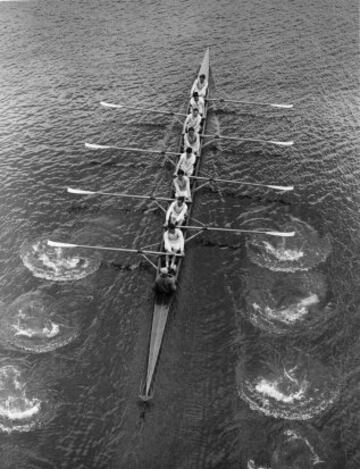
[270,140,294,147]
[67,187,94,195]
[100,101,122,109]
[267,185,294,192]
[47,240,77,249]
[270,103,294,109]
[266,231,296,237]
[85,142,111,150]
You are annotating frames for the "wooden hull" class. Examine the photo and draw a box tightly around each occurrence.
[141,48,210,399]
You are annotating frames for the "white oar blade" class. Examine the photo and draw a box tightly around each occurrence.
[267,231,296,237]
[270,103,294,109]
[47,240,77,248]
[267,185,294,192]
[270,140,294,146]
[85,142,111,150]
[67,188,94,195]
[100,101,122,109]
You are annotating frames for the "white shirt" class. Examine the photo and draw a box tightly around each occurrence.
[190,77,208,98]
[189,96,205,116]
[164,228,184,253]
[184,131,200,155]
[165,200,188,225]
[176,152,196,176]
[183,113,202,133]
[173,175,191,200]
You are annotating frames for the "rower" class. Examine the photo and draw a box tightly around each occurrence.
[189,92,205,116]
[165,196,188,226]
[153,267,176,295]
[175,146,196,177]
[183,107,202,134]
[163,223,184,271]
[184,126,200,156]
[173,169,191,201]
[190,73,208,98]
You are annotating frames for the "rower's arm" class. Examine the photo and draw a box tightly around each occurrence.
[178,231,185,253]
[165,203,173,224]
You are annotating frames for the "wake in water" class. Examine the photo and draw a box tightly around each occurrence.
[243,266,331,335]
[272,428,324,468]
[237,350,340,420]
[247,217,331,272]
[0,363,52,433]
[20,238,101,281]
[247,426,325,468]
[0,291,80,353]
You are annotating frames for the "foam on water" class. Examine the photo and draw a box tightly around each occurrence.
[237,351,340,420]
[0,291,80,353]
[0,364,45,433]
[247,218,331,272]
[20,238,101,281]
[243,267,330,335]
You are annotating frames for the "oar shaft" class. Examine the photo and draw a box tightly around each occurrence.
[191,176,293,191]
[208,98,293,109]
[67,188,173,202]
[47,241,182,256]
[182,226,295,237]
[100,101,186,117]
[85,142,178,156]
[204,134,293,146]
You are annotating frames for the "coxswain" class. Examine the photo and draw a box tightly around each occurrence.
[190,73,208,98]
[163,223,184,271]
[184,126,200,156]
[173,169,191,201]
[165,196,188,226]
[153,267,176,294]
[189,91,205,116]
[183,107,202,134]
[175,146,196,177]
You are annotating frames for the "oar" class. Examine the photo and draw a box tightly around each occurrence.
[67,187,174,202]
[191,175,293,192]
[47,240,183,257]
[100,101,187,117]
[84,142,179,156]
[203,134,294,147]
[182,226,295,237]
[207,98,293,109]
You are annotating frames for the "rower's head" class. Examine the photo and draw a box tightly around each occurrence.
[192,91,199,101]
[185,147,192,157]
[188,126,195,136]
[192,107,199,117]
[176,196,185,206]
[199,74,206,83]
[168,222,176,233]
[160,266,168,276]
[177,168,185,179]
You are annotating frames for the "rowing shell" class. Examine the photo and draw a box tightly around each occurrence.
[140,48,210,400]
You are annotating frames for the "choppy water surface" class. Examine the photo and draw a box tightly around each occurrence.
[0,0,359,467]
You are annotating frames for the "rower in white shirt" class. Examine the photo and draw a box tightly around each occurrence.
[175,147,196,177]
[165,196,188,226]
[163,223,184,271]
[189,92,205,116]
[183,107,202,134]
[173,169,191,201]
[190,73,208,98]
[184,127,200,156]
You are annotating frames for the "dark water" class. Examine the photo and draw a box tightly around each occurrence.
[0,0,359,467]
